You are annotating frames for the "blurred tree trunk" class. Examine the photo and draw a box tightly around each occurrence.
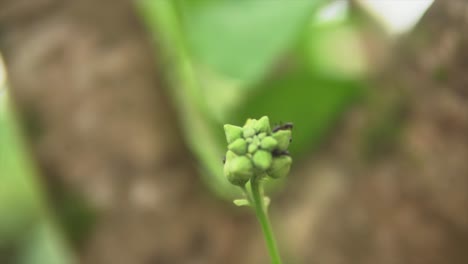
[1,0,468,264]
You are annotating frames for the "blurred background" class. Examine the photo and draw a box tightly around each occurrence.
[2,0,468,263]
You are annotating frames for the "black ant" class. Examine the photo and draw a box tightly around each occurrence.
[272,122,293,143]
[272,149,290,157]
[272,122,293,132]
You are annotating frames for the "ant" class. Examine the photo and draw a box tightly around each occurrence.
[272,149,290,157]
[273,122,293,143]
[272,122,293,132]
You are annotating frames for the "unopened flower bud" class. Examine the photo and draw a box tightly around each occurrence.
[243,127,256,138]
[254,116,271,133]
[260,136,278,151]
[272,130,291,151]
[223,151,236,183]
[225,150,237,162]
[228,138,247,155]
[244,118,257,128]
[224,124,243,144]
[248,143,258,153]
[223,116,293,186]
[253,150,272,170]
[226,156,254,186]
[267,155,292,179]
[252,136,260,146]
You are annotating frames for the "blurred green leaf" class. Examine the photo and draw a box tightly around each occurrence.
[180,0,326,84]
[233,69,363,157]
[138,0,364,198]
[0,91,74,263]
[304,21,369,80]
[0,91,41,241]
[18,221,72,264]
[227,18,369,158]
[138,0,240,198]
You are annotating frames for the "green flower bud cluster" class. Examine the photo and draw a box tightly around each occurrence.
[223,116,292,186]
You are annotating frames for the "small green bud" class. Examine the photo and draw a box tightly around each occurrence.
[233,199,250,207]
[260,136,278,151]
[223,150,237,179]
[226,156,254,186]
[246,137,253,143]
[267,156,292,179]
[224,125,243,144]
[225,150,237,161]
[228,138,247,155]
[272,130,292,151]
[244,118,257,128]
[252,136,260,146]
[252,150,272,170]
[224,152,232,180]
[248,143,258,154]
[254,116,271,133]
[258,132,267,139]
[243,127,256,138]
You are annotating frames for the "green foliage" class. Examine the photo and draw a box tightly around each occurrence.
[179,0,327,84]
[138,0,366,198]
[234,70,362,156]
[139,0,239,197]
[303,21,369,79]
[16,221,71,264]
[0,93,42,242]
[0,92,73,264]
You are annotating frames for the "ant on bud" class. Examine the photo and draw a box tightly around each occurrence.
[272,149,290,157]
[272,122,293,132]
[273,122,293,143]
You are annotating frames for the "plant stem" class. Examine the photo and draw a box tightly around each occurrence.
[241,186,253,204]
[251,179,282,264]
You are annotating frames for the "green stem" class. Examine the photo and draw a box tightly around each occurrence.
[241,186,253,204]
[251,179,282,264]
